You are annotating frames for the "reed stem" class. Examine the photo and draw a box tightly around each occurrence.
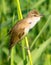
[16,0,33,65]
[25,37,32,65]
[11,46,15,65]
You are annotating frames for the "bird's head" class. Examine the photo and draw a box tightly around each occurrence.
[27,10,43,22]
[26,10,43,29]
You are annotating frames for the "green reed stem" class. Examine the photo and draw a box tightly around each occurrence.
[11,46,15,65]
[25,37,32,65]
[16,0,32,65]
[16,0,23,20]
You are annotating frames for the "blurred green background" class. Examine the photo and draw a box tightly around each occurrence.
[0,0,51,65]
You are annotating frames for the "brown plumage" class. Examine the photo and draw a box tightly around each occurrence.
[27,10,39,17]
[9,19,30,49]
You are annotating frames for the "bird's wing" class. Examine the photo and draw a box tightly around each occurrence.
[9,27,25,49]
[9,19,29,34]
[9,19,29,49]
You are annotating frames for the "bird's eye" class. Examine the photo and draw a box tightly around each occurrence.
[34,14,36,16]
[29,22,32,24]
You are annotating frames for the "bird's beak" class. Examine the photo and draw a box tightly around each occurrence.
[40,14,44,17]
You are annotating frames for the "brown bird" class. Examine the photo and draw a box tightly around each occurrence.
[9,10,43,49]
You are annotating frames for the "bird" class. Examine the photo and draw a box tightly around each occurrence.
[9,10,43,49]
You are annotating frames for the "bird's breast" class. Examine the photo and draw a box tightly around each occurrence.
[24,27,29,35]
